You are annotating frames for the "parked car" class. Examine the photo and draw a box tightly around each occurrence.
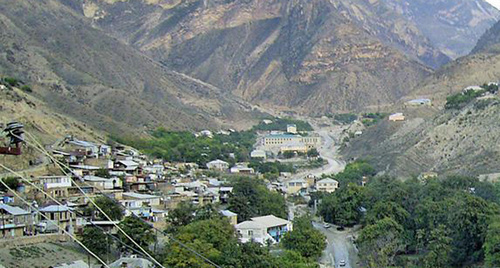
[323,223,331,229]
[339,259,346,267]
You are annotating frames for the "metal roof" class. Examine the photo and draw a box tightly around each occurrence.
[0,204,29,215]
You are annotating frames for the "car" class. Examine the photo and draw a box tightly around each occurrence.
[323,223,331,228]
[339,259,346,267]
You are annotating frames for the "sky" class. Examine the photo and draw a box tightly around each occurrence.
[486,0,500,10]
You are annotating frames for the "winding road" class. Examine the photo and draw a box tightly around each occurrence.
[313,222,360,268]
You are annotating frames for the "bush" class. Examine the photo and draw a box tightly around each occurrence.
[334,113,358,124]
[3,77,19,87]
[445,89,485,110]
[20,85,32,93]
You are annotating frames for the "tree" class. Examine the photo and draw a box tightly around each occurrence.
[95,168,111,178]
[319,183,364,227]
[364,201,410,227]
[118,216,156,252]
[0,177,20,192]
[87,196,124,221]
[165,201,196,233]
[484,217,500,267]
[307,149,319,158]
[228,177,286,222]
[81,226,109,258]
[422,225,452,268]
[283,151,296,159]
[357,217,405,268]
[281,216,326,259]
[163,218,238,268]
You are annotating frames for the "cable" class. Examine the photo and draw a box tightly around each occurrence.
[22,132,166,268]
[0,163,150,261]
[0,175,110,268]
[23,131,222,268]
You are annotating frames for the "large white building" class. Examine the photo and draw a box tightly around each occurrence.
[262,134,321,150]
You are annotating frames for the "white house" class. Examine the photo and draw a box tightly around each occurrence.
[230,165,255,174]
[206,159,229,171]
[36,176,72,189]
[122,193,161,206]
[250,150,267,160]
[286,178,308,194]
[389,113,405,122]
[315,178,339,193]
[236,215,292,245]
[83,175,121,190]
[287,124,297,134]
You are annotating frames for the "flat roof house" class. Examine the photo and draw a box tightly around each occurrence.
[316,178,339,193]
[206,159,229,171]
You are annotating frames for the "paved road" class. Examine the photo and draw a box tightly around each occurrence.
[313,222,360,268]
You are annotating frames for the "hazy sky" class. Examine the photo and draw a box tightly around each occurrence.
[486,0,500,9]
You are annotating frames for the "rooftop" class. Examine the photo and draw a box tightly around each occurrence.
[40,205,72,212]
[0,204,29,215]
[122,192,160,200]
[250,215,291,228]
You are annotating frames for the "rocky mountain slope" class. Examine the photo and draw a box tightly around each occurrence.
[0,0,260,134]
[76,0,448,114]
[382,0,500,59]
[343,98,500,178]
[344,20,500,178]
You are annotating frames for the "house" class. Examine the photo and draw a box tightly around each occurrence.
[67,139,99,158]
[122,193,161,207]
[38,205,75,234]
[206,159,229,171]
[286,178,308,194]
[115,160,140,174]
[230,165,255,174]
[315,178,339,193]
[220,210,238,225]
[262,119,273,125]
[287,124,297,134]
[83,175,121,190]
[250,150,267,160]
[406,98,432,106]
[33,176,72,199]
[389,113,405,122]
[109,256,154,268]
[0,204,33,238]
[199,130,214,138]
[463,85,483,93]
[236,215,292,245]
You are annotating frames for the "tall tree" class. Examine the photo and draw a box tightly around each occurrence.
[281,216,326,259]
[319,183,364,227]
[86,196,124,221]
[484,217,500,267]
[422,225,452,268]
[118,216,156,252]
[357,217,405,268]
[80,226,109,258]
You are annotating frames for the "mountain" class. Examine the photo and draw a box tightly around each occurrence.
[74,0,450,115]
[382,0,500,59]
[0,0,260,135]
[344,20,500,178]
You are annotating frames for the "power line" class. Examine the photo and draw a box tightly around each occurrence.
[0,163,150,262]
[22,132,166,268]
[23,131,223,268]
[0,175,110,268]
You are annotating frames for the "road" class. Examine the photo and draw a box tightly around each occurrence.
[313,222,360,268]
[289,124,346,181]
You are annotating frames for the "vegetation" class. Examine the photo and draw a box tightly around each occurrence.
[85,196,124,221]
[253,118,313,132]
[316,166,500,267]
[20,85,32,93]
[445,89,486,109]
[333,113,358,125]
[113,129,256,166]
[163,205,322,267]
[117,216,156,252]
[2,77,20,87]
[0,177,20,191]
[228,177,287,222]
[80,227,109,258]
[361,113,387,127]
[248,161,295,179]
[281,216,326,260]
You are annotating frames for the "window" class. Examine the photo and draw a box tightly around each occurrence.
[248,230,254,236]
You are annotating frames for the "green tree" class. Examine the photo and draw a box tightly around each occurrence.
[281,216,326,259]
[307,149,319,158]
[95,168,111,178]
[166,201,196,233]
[80,226,109,258]
[0,177,20,191]
[364,201,410,227]
[87,196,124,221]
[357,217,405,268]
[422,225,452,268]
[319,183,365,227]
[484,217,500,267]
[283,151,296,159]
[118,216,156,252]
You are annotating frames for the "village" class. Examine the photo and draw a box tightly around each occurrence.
[0,119,351,267]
